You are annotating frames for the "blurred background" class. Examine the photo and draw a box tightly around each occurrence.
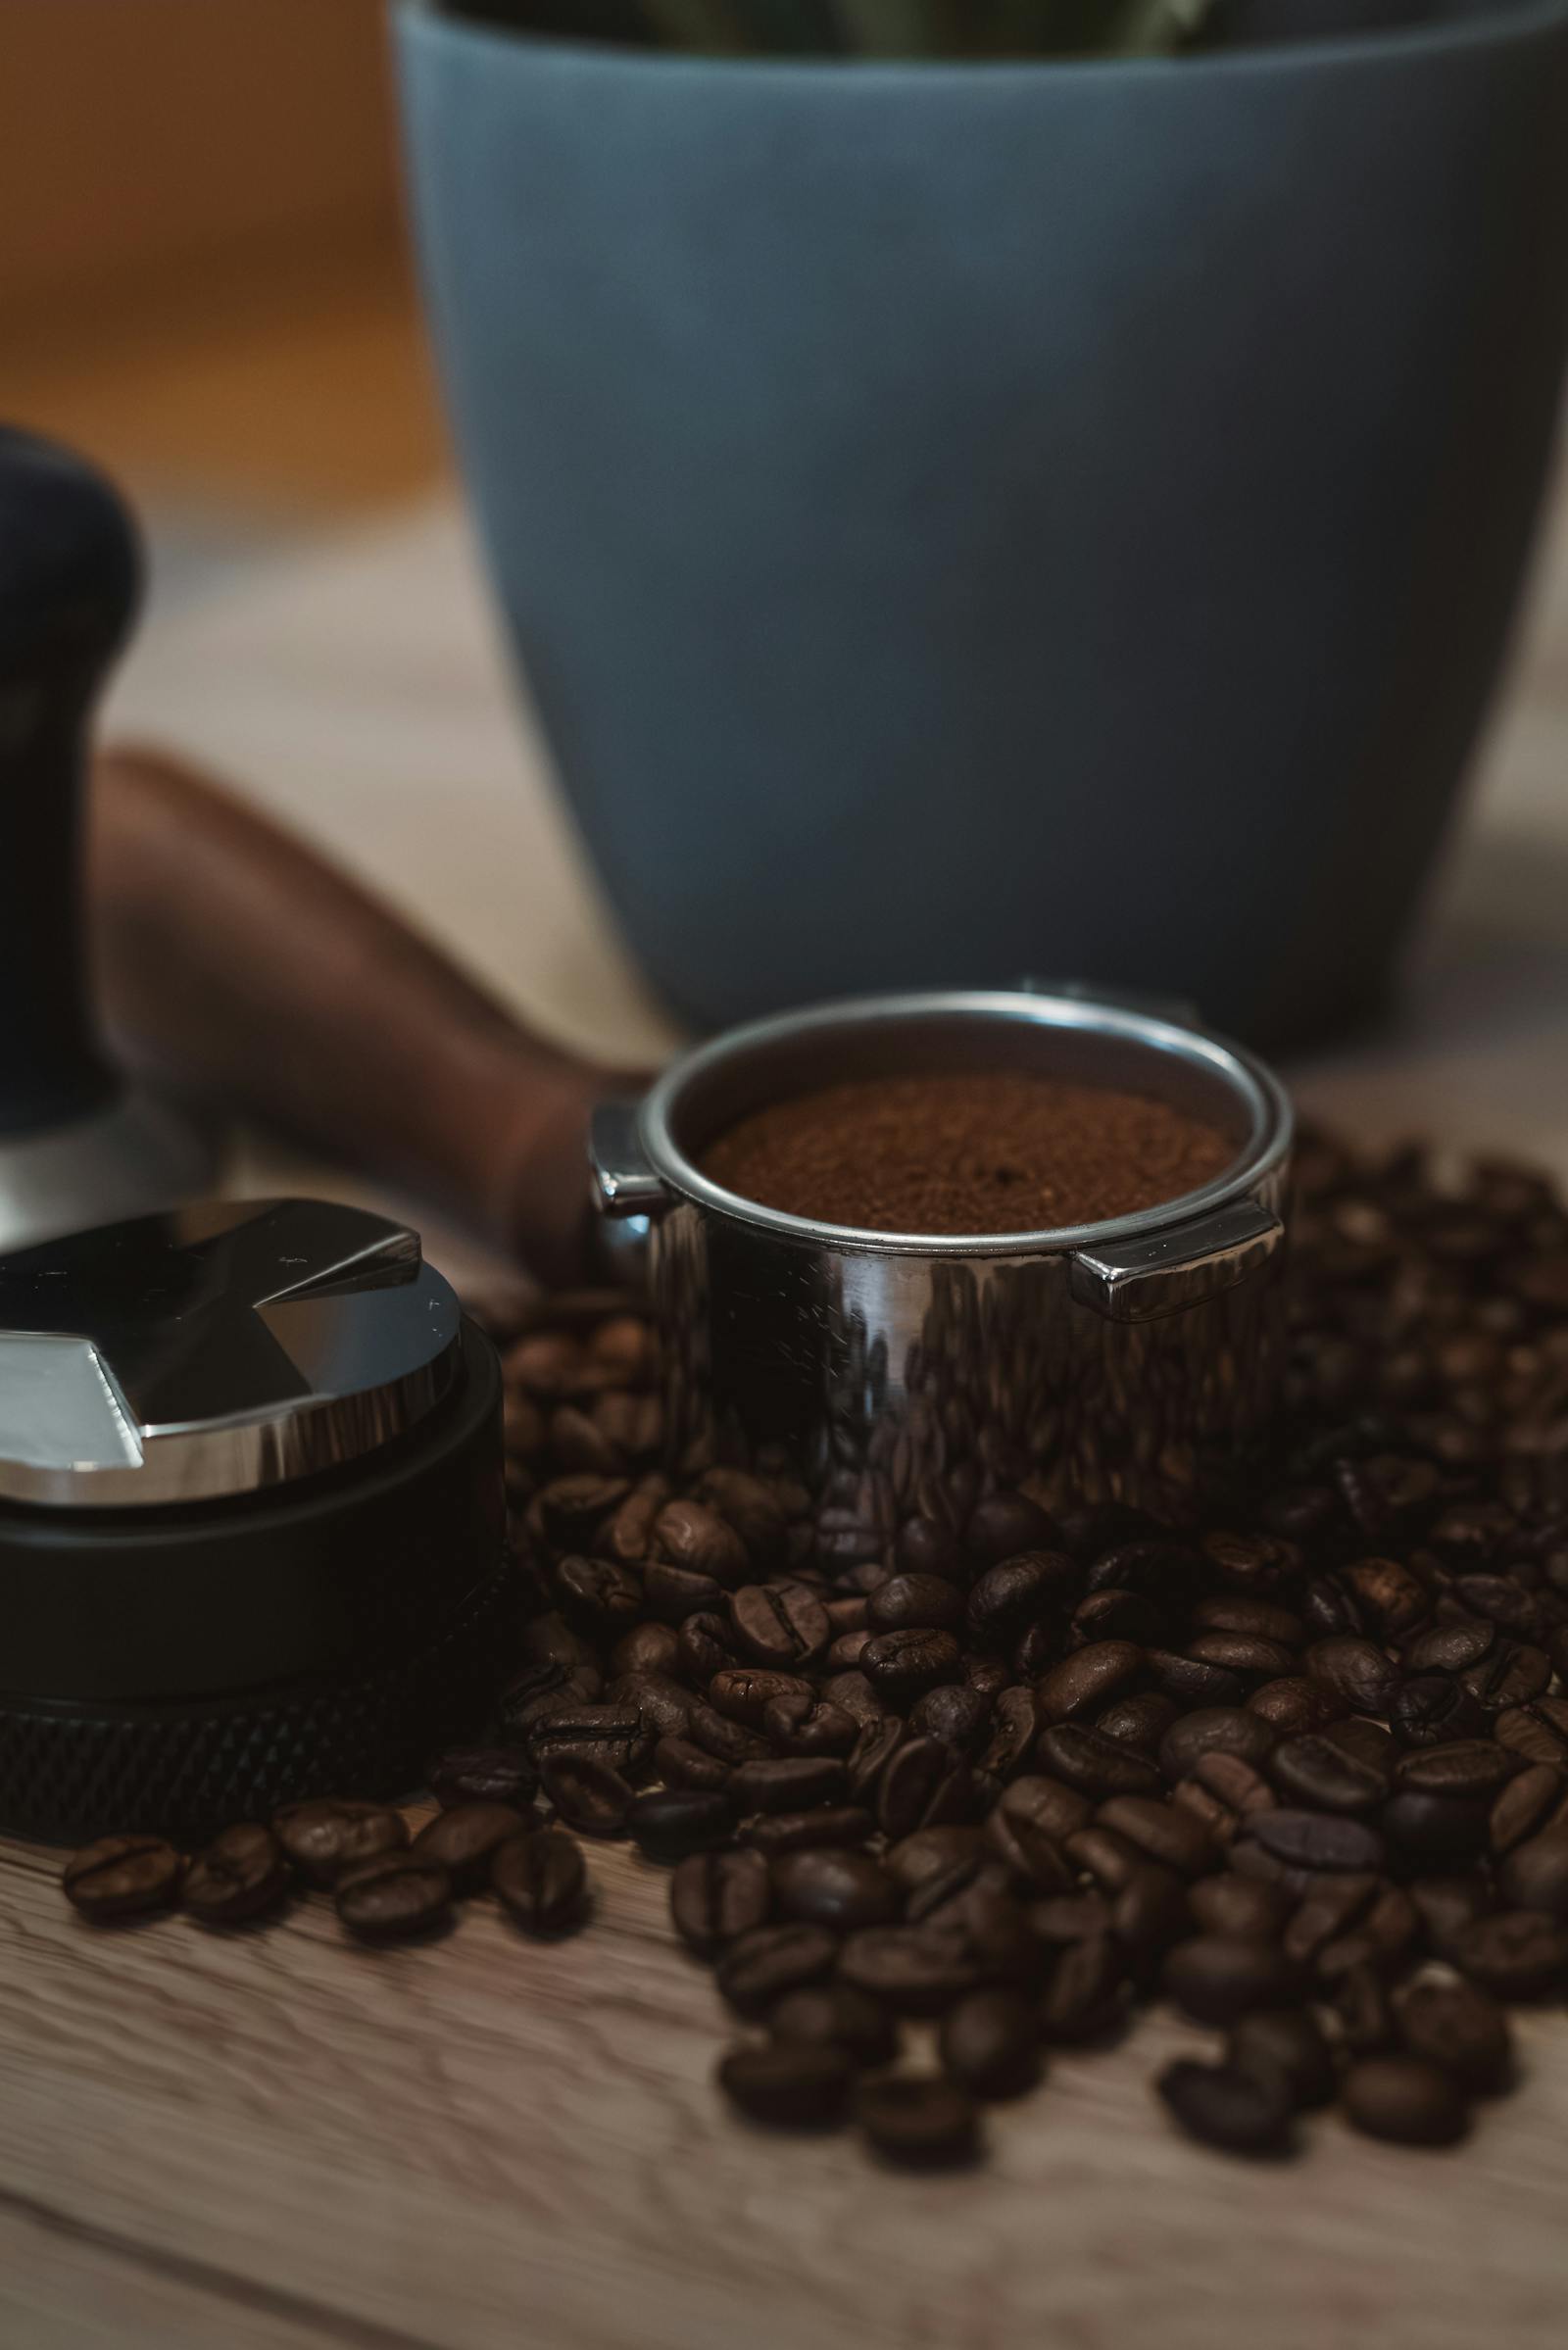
[2,0,1565,1184]
[0,0,442,568]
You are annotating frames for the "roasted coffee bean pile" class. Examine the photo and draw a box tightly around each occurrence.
[60,1128,1568,2166]
[701,1071,1234,1234]
[63,1797,586,1943]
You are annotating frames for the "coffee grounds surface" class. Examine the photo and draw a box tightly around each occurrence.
[701,1072,1235,1234]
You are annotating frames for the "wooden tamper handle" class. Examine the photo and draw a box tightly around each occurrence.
[90,745,647,1284]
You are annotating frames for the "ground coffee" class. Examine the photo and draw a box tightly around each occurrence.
[701,1072,1233,1233]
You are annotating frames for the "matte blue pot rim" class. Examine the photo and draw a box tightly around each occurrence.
[402,0,1568,83]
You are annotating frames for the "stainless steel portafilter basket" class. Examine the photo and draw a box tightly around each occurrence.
[591,986,1294,1540]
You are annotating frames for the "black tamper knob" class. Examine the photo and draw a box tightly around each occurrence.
[0,428,215,1245]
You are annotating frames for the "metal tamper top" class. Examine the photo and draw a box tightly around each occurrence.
[0,1199,509,1847]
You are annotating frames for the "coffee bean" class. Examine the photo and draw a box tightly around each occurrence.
[1392,1675,1487,1747]
[1494,1698,1568,1768]
[885,1825,986,1892]
[1036,1724,1161,1799]
[1397,1980,1512,2095]
[1450,1909,1568,1999]
[1246,1677,1347,1735]
[1459,1640,1553,1712]
[995,1774,1093,1841]
[1162,1936,1308,2025]
[846,1713,905,1803]
[610,1621,681,1677]
[717,2041,853,2129]
[876,1737,975,1838]
[1404,1622,1495,1676]
[528,1705,647,1775]
[1343,2055,1469,2146]
[1227,2008,1336,2108]
[1489,1763,1567,1855]
[539,1751,634,1836]
[908,1683,994,1755]
[1408,1874,1492,1954]
[857,2074,980,2166]
[654,1734,732,1792]
[1143,1650,1246,1709]
[968,1493,1058,1566]
[984,1810,1074,1895]
[1157,2059,1294,2156]
[335,1854,453,1942]
[1096,1796,1216,1878]
[730,1756,849,1815]
[1306,1637,1398,1714]
[181,1824,290,1926]
[1031,1893,1114,1945]
[1036,1641,1144,1724]
[773,1849,899,1932]
[977,1685,1042,1777]
[63,1835,184,1924]
[866,1573,966,1635]
[1188,1875,1291,1941]
[1064,1826,1144,1892]
[626,1788,734,1861]
[687,1701,769,1767]
[717,1924,839,2015]
[608,1671,695,1742]
[538,1474,630,1545]
[677,1613,735,1685]
[1281,1873,1376,1965]
[768,1983,898,2065]
[670,1848,771,1955]
[1039,1934,1127,2040]
[1496,1824,1568,1919]
[1334,1960,1396,2053]
[1396,1740,1519,1800]
[1241,1809,1386,1879]
[861,1628,963,1701]
[939,1988,1040,2100]
[822,1671,887,1731]
[1185,1632,1298,1681]
[1268,1734,1389,1815]
[1339,1556,1428,1640]
[1172,1753,1276,1844]
[709,1667,813,1727]
[1159,1707,1278,1782]
[273,1799,408,1890]
[1094,1690,1178,1756]
[762,1691,858,1755]
[499,1659,604,1740]
[411,1802,531,1892]
[655,1499,748,1583]
[1316,1884,1420,1982]
[838,1925,982,2014]
[1111,1863,1189,1962]
[967,1552,1068,1644]
[429,1744,538,1811]
[492,1826,587,1934]
[730,1582,830,1669]
[744,1807,876,1855]
[554,1553,643,1636]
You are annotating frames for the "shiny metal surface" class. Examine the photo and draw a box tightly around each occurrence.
[0,1199,461,1508]
[0,1086,219,1259]
[593,986,1294,1523]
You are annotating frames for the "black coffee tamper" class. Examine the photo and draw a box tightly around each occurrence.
[0,433,509,1844]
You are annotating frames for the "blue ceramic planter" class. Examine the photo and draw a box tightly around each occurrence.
[399,0,1568,1048]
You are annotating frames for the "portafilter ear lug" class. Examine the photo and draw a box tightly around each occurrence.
[589,1100,669,1219]
[1016,977,1201,1028]
[1069,1197,1284,1323]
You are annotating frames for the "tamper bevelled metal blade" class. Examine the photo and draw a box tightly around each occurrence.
[0,1198,462,1508]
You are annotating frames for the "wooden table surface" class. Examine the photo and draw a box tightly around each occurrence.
[4,472,1567,2349]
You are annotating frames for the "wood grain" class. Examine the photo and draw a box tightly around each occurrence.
[4,1823,1568,2350]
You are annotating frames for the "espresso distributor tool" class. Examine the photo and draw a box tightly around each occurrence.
[592,987,1296,1538]
[0,430,510,1844]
